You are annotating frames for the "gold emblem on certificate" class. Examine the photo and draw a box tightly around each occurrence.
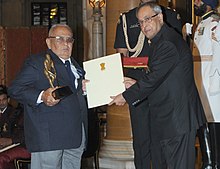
[100,63,106,71]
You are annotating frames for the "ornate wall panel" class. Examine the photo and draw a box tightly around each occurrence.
[30,27,48,55]
[5,27,30,85]
[0,27,6,84]
[0,27,47,86]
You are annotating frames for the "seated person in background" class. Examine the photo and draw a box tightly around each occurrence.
[0,85,30,169]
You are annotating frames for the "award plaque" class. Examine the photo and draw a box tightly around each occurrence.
[122,56,148,68]
[44,54,73,100]
[52,86,73,100]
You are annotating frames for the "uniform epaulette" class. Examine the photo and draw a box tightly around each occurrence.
[120,12,126,16]
[118,12,126,24]
[118,11,127,24]
[120,8,134,16]
[165,6,181,20]
[211,13,220,22]
[166,6,176,12]
[118,8,136,24]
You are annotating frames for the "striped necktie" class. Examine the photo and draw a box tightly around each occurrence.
[64,60,76,88]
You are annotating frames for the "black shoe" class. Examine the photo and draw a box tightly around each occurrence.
[198,124,212,168]
[201,164,212,169]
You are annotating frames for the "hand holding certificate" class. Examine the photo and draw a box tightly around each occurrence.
[83,53,125,108]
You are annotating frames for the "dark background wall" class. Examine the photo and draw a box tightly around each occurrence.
[175,0,192,24]
[0,0,195,60]
[0,0,194,85]
[0,0,84,63]
[0,0,84,85]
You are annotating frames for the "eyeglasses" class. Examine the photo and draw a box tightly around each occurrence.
[0,97,7,102]
[138,13,159,27]
[48,36,75,44]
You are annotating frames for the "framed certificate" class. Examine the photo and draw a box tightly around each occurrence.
[83,53,125,108]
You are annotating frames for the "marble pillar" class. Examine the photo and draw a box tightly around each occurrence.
[99,104,135,169]
[99,0,140,168]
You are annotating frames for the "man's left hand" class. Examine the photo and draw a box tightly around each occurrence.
[0,138,12,148]
[109,94,126,106]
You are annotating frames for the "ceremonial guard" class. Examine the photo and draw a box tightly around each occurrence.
[194,0,220,168]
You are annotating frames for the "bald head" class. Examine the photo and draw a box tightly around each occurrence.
[48,24,73,37]
[46,24,74,60]
[140,0,157,3]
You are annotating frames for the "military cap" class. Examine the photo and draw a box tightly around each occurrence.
[202,0,219,9]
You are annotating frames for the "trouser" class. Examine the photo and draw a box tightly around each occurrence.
[129,100,151,169]
[31,125,86,169]
[208,122,220,169]
[151,129,197,169]
[197,123,212,169]
[198,122,220,169]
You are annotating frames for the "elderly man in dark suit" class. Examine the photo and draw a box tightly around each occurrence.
[109,2,206,169]
[8,24,88,169]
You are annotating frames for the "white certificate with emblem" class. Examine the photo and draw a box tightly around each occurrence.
[83,53,125,108]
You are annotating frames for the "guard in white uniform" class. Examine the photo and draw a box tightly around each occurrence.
[194,0,220,168]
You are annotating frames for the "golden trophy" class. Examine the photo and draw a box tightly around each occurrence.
[44,54,73,99]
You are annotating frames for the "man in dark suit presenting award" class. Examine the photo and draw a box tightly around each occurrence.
[114,1,182,168]
[110,2,206,169]
[8,24,88,169]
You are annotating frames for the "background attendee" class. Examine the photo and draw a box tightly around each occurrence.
[114,0,182,168]
[0,85,30,169]
[110,2,206,169]
[194,0,220,168]
[8,24,88,169]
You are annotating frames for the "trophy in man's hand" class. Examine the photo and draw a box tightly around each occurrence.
[44,54,56,88]
[44,54,73,100]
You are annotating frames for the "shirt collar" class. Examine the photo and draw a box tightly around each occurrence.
[0,107,7,114]
[149,23,166,44]
[47,49,71,64]
[201,10,215,20]
[60,57,71,64]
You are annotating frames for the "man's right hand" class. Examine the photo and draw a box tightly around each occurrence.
[124,77,137,89]
[116,48,129,57]
[41,88,60,106]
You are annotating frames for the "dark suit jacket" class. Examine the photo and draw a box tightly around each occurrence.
[8,49,88,152]
[123,24,206,142]
[0,105,25,144]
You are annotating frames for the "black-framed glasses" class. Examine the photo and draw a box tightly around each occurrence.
[138,13,159,27]
[0,97,8,102]
[48,36,75,44]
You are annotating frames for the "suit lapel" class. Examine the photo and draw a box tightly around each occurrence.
[71,58,85,91]
[49,52,76,92]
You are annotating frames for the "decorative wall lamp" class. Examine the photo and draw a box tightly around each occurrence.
[89,0,105,59]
